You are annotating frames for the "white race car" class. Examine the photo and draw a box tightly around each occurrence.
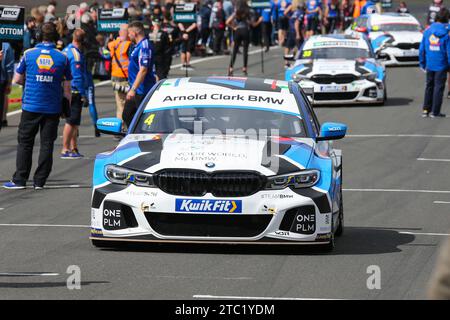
[91,77,347,251]
[347,13,423,66]
[285,34,386,105]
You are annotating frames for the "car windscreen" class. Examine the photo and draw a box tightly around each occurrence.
[374,23,421,32]
[301,47,370,59]
[134,107,306,137]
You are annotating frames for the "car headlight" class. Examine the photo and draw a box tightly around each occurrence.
[105,164,156,187]
[265,170,320,190]
[293,73,310,82]
[360,72,377,81]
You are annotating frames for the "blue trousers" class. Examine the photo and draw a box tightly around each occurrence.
[424,70,447,115]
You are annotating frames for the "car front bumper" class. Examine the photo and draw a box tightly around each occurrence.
[379,47,419,66]
[90,184,336,244]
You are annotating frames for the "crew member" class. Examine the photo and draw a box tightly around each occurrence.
[3,22,72,189]
[361,0,379,15]
[0,41,15,132]
[150,18,171,79]
[427,0,444,26]
[108,24,131,126]
[61,29,87,159]
[419,8,450,118]
[123,21,156,128]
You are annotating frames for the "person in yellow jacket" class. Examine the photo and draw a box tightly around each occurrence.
[353,0,367,18]
[108,24,132,127]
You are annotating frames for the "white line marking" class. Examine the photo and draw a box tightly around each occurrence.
[347,134,450,138]
[399,232,450,237]
[193,295,341,300]
[434,201,450,204]
[0,272,59,276]
[343,188,450,194]
[0,208,4,211]
[157,276,253,280]
[0,223,89,228]
[417,158,450,162]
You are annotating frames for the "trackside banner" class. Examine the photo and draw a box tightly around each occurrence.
[174,3,197,23]
[97,8,128,33]
[0,6,25,43]
[250,0,271,9]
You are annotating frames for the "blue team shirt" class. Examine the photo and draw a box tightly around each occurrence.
[306,0,321,18]
[289,9,305,32]
[128,38,156,96]
[361,1,378,15]
[63,43,86,96]
[16,42,72,114]
[262,7,272,23]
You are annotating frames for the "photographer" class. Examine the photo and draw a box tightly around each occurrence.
[3,22,72,190]
[108,24,131,127]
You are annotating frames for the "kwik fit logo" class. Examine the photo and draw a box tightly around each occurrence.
[176,199,242,213]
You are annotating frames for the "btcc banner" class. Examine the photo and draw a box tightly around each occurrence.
[174,3,197,23]
[97,8,129,33]
[0,6,25,43]
[250,0,271,9]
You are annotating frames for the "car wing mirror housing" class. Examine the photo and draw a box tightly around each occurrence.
[316,122,347,141]
[96,118,125,136]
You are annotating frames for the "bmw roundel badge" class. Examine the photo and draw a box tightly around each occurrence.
[205,162,215,168]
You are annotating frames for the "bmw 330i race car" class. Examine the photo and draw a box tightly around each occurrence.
[347,13,423,66]
[285,34,386,105]
[90,77,347,251]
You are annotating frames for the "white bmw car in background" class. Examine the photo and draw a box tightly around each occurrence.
[285,34,386,105]
[347,13,423,66]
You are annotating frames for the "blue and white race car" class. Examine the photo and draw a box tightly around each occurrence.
[346,13,423,66]
[285,34,386,105]
[90,77,347,251]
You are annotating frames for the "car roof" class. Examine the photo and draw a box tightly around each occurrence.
[368,13,420,25]
[303,34,369,51]
[143,77,302,117]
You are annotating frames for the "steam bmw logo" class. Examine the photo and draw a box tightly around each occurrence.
[205,162,215,168]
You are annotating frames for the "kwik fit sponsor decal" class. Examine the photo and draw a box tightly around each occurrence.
[176,199,242,213]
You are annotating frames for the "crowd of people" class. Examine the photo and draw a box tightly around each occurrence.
[0,0,448,190]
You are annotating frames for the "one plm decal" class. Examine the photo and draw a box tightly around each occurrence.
[175,199,242,213]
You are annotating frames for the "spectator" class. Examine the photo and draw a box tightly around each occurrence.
[397,1,409,13]
[0,42,15,132]
[324,0,340,34]
[3,22,72,189]
[45,4,57,23]
[161,11,179,75]
[24,17,38,50]
[210,0,227,54]
[150,18,171,79]
[178,0,198,71]
[61,29,88,159]
[341,0,354,30]
[109,24,131,128]
[419,8,450,118]
[199,0,213,51]
[305,0,321,38]
[123,21,156,128]
[361,0,379,15]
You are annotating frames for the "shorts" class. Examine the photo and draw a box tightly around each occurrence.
[66,93,83,126]
[307,16,319,31]
[278,16,289,31]
[180,32,196,53]
[284,32,297,49]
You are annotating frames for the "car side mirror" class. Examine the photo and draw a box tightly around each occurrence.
[96,118,125,136]
[316,122,347,141]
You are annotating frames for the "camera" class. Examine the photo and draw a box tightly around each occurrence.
[113,82,130,94]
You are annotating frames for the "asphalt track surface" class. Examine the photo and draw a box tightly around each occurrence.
[0,1,449,300]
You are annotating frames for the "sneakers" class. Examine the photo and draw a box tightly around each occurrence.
[430,113,447,118]
[422,110,430,118]
[60,149,84,159]
[3,181,26,190]
[33,185,44,190]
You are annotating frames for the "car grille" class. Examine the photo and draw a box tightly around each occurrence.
[145,212,273,237]
[155,169,267,197]
[396,43,420,50]
[396,56,419,62]
[314,92,359,101]
[310,74,357,84]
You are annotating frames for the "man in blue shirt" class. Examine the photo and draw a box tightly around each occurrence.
[361,0,379,15]
[123,21,156,128]
[61,29,87,159]
[3,22,72,190]
[420,8,450,118]
[0,42,15,131]
[306,0,321,38]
